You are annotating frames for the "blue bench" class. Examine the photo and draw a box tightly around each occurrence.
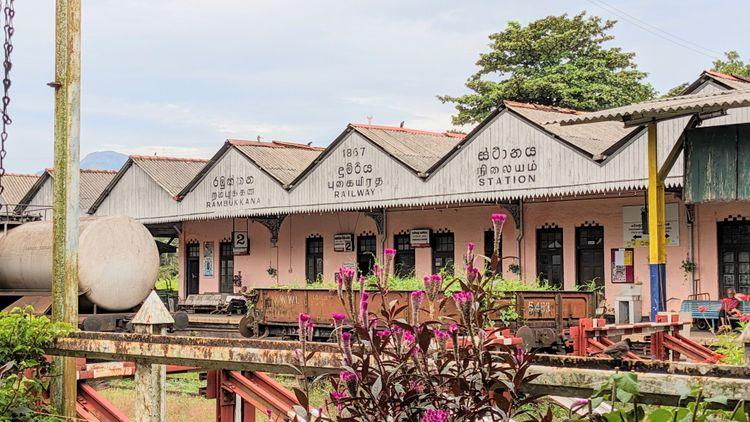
[681,300,750,330]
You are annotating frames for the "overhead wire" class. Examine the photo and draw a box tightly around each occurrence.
[584,0,723,60]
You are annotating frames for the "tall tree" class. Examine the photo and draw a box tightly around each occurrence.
[439,12,655,125]
[712,51,750,77]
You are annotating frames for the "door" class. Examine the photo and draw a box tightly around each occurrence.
[394,233,415,277]
[432,232,455,274]
[484,230,502,275]
[536,228,563,288]
[718,221,750,295]
[576,226,604,289]
[306,237,324,283]
[186,243,200,295]
[357,235,377,276]
[219,242,234,293]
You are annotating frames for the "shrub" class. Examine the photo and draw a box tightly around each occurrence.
[0,307,71,421]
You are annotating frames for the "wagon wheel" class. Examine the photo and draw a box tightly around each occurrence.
[238,315,256,338]
[694,318,709,331]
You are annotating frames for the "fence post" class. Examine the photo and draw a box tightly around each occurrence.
[131,291,175,422]
[740,323,750,367]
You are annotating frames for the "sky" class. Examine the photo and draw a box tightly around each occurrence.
[4,0,749,173]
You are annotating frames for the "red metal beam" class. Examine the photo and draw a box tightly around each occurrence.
[76,383,128,422]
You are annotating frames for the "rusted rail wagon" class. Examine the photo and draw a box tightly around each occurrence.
[239,288,595,351]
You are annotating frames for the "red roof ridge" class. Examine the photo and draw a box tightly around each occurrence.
[227,139,324,151]
[45,168,119,175]
[2,172,38,177]
[705,69,750,83]
[504,100,583,115]
[350,123,465,139]
[130,155,209,163]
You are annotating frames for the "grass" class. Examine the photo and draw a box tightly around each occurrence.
[95,371,333,421]
[155,276,179,291]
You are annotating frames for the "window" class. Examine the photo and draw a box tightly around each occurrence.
[393,233,415,277]
[718,221,750,295]
[357,235,377,276]
[185,243,200,295]
[432,232,455,274]
[536,228,563,289]
[219,242,234,293]
[576,226,604,289]
[306,237,324,283]
[484,230,502,276]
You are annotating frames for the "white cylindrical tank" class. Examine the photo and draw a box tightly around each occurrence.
[0,216,159,311]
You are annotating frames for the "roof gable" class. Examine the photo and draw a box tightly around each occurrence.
[16,169,116,212]
[683,70,750,95]
[0,173,39,206]
[131,156,208,197]
[229,140,322,186]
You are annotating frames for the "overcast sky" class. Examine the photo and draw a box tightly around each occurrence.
[5,0,749,173]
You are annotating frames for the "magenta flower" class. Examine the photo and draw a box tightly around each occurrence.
[359,292,369,328]
[466,263,477,282]
[467,242,475,252]
[298,313,312,342]
[331,391,347,402]
[448,322,459,335]
[452,291,474,324]
[340,370,359,396]
[491,214,507,256]
[466,242,476,271]
[384,248,396,257]
[422,409,449,422]
[341,331,353,364]
[376,329,391,338]
[409,379,425,394]
[402,330,415,344]
[358,275,366,293]
[411,290,426,324]
[424,274,443,302]
[332,313,345,323]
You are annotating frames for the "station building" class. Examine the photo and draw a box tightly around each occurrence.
[15,70,750,319]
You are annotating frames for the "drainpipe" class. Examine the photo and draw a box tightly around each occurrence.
[686,204,696,296]
[515,200,524,279]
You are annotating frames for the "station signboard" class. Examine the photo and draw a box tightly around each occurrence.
[410,229,431,248]
[334,233,354,252]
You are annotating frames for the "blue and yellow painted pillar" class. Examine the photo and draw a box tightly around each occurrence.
[647,122,667,320]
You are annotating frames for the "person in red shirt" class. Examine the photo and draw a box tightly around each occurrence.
[719,288,744,327]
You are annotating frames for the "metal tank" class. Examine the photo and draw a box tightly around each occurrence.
[0,216,159,311]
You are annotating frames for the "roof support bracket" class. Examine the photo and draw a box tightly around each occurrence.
[363,208,385,235]
[657,114,701,181]
[251,214,287,246]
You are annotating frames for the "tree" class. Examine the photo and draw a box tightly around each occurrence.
[712,50,750,78]
[439,12,656,125]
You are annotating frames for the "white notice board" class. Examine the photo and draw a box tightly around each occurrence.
[623,203,679,247]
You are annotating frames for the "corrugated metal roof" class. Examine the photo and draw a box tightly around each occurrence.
[132,156,209,197]
[0,173,39,205]
[551,88,750,126]
[79,170,118,211]
[229,140,323,186]
[703,70,750,90]
[505,101,637,157]
[351,124,464,174]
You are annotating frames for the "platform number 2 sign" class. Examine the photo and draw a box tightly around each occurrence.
[233,231,249,255]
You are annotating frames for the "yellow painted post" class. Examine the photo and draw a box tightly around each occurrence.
[647,122,666,320]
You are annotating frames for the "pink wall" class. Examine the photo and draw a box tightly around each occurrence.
[692,202,750,299]
[177,197,750,319]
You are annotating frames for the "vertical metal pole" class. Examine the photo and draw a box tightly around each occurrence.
[647,122,666,320]
[51,0,80,418]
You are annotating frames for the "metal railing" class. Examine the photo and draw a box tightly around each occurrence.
[0,203,52,234]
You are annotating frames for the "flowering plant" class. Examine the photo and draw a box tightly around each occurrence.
[317,215,548,421]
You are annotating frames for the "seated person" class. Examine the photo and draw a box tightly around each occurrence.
[719,288,744,327]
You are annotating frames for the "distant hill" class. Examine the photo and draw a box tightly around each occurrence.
[80,151,128,171]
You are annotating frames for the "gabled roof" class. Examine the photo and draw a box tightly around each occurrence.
[229,140,323,186]
[351,124,464,174]
[89,155,208,213]
[16,169,119,212]
[683,69,750,94]
[551,88,750,126]
[178,140,322,197]
[0,173,39,205]
[288,123,465,189]
[505,101,639,157]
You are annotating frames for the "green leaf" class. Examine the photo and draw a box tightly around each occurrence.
[646,408,672,422]
[704,395,728,405]
[616,389,633,404]
[371,376,382,400]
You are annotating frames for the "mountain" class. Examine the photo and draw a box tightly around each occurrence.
[80,151,128,171]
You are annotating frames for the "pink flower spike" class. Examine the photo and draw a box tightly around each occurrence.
[467,242,475,252]
[332,313,345,323]
[384,248,396,257]
[422,409,450,422]
[341,331,351,341]
[491,213,507,223]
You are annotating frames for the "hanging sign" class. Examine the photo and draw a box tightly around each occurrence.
[623,203,680,247]
[410,229,431,248]
[334,233,354,252]
[611,248,634,283]
[233,231,249,255]
[203,241,214,277]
